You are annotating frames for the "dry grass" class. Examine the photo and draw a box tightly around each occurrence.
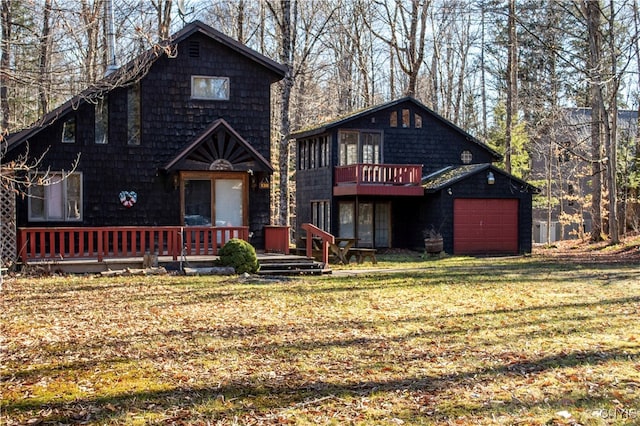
[1,253,639,425]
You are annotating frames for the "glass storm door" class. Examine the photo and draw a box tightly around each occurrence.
[214,179,243,226]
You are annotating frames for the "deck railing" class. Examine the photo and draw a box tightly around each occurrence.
[18,226,249,263]
[334,163,422,186]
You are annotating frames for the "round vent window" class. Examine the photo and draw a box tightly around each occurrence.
[461,150,473,164]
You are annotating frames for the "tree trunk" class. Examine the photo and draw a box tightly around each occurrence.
[277,0,293,227]
[585,0,604,241]
[38,0,52,116]
[605,0,619,243]
[631,0,640,234]
[505,0,517,174]
[480,4,487,138]
[1,0,10,131]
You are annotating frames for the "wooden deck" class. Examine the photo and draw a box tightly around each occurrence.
[18,252,328,275]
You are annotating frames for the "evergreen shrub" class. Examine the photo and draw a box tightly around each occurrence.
[217,238,260,274]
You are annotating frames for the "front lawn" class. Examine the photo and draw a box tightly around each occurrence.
[2,254,639,425]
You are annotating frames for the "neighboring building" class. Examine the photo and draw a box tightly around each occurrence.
[530,108,639,243]
[4,21,285,251]
[292,97,539,255]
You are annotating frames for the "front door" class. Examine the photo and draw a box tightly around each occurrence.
[181,172,247,227]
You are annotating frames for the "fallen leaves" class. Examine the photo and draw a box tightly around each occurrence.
[2,260,640,425]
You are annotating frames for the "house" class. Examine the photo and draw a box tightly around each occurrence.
[530,108,639,243]
[292,97,538,255]
[3,21,286,263]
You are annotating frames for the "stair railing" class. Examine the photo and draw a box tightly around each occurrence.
[300,223,334,266]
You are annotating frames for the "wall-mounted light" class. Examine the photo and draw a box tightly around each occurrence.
[447,187,453,195]
[487,171,495,185]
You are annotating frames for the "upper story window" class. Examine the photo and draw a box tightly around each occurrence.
[29,172,82,222]
[61,117,76,144]
[461,150,473,164]
[402,109,410,127]
[127,83,141,145]
[338,130,381,166]
[390,109,422,128]
[298,136,329,170]
[95,96,108,144]
[191,76,229,100]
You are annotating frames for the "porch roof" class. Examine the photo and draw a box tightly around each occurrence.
[422,163,540,193]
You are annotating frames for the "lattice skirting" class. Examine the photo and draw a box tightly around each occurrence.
[1,175,17,269]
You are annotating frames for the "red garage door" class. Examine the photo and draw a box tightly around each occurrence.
[454,199,519,254]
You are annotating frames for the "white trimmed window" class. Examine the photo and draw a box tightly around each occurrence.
[191,76,229,100]
[29,172,82,221]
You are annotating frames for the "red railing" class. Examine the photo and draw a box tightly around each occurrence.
[334,163,422,186]
[18,226,249,263]
[301,223,334,266]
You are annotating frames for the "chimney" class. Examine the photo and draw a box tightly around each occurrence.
[104,0,117,76]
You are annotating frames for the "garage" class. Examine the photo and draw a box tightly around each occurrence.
[453,198,519,254]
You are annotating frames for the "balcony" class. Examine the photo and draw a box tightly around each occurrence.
[334,163,424,196]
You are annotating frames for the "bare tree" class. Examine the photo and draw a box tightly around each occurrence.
[265,0,335,226]
[38,0,52,115]
[368,0,430,97]
[151,0,172,40]
[505,0,517,174]
[1,0,10,132]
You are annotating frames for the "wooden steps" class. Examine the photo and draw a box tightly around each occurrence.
[258,254,329,276]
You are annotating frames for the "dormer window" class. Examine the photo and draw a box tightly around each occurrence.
[61,117,76,144]
[191,76,229,100]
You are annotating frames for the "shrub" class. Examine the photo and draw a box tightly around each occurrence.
[217,238,260,274]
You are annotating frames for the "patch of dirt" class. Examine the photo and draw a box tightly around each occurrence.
[534,233,640,264]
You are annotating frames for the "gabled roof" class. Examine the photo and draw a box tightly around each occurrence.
[4,20,285,153]
[290,96,501,160]
[172,20,286,78]
[163,119,272,173]
[422,163,540,193]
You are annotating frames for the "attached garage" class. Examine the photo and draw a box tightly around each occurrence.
[453,198,519,254]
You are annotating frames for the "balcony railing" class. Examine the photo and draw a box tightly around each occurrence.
[334,163,424,196]
[18,226,249,263]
